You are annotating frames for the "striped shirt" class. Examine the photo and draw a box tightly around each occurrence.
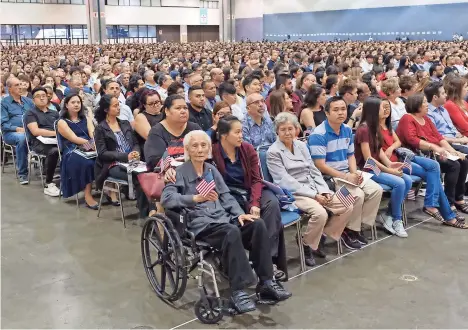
[114,131,132,153]
[308,120,354,173]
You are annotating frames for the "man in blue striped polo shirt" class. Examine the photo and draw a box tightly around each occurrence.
[308,96,383,250]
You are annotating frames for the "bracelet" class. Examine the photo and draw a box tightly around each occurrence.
[349,117,355,122]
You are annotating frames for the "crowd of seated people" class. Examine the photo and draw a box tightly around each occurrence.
[2,39,468,314]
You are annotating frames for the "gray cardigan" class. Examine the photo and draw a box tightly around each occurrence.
[161,161,245,236]
[266,139,332,198]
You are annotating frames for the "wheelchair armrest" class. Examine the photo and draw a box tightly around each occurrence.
[229,186,249,202]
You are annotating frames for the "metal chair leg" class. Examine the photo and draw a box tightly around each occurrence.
[1,147,5,173]
[97,186,105,218]
[337,238,343,255]
[296,221,306,272]
[117,183,125,228]
[402,202,408,227]
[11,150,17,178]
[28,156,32,184]
[38,157,45,188]
[371,223,378,240]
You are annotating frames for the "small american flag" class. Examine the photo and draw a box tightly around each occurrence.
[196,169,216,197]
[159,155,173,173]
[406,189,416,201]
[336,185,356,208]
[364,157,381,175]
[402,155,412,174]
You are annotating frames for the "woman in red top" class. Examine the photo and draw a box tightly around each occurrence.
[396,94,468,222]
[355,97,412,237]
[444,76,468,136]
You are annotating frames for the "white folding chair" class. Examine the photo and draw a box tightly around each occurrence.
[22,114,46,187]
[1,130,18,178]
[95,145,128,228]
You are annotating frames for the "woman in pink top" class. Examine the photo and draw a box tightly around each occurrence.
[444,76,468,136]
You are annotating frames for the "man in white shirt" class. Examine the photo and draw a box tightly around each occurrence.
[156,74,173,101]
[360,54,374,73]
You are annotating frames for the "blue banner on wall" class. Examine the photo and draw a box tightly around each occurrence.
[200,8,208,25]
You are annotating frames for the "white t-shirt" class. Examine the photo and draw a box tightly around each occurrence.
[390,97,407,130]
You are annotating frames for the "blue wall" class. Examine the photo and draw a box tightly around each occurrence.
[236,3,468,41]
[235,17,263,41]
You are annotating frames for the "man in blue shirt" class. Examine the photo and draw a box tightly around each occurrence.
[1,77,34,184]
[308,96,382,250]
[242,93,276,149]
[425,82,468,154]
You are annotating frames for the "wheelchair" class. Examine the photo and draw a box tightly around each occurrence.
[140,208,235,324]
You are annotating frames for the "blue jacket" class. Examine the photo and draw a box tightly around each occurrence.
[1,96,34,132]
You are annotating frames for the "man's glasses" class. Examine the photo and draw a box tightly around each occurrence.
[247,99,265,106]
[33,94,48,99]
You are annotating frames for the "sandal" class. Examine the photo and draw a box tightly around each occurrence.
[451,209,466,223]
[455,202,468,214]
[443,219,468,229]
[423,207,444,222]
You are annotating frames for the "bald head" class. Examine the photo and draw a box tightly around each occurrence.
[190,74,203,87]
[246,93,265,118]
[6,77,21,97]
[210,68,224,83]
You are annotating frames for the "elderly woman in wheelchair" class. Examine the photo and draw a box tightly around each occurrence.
[160,130,291,314]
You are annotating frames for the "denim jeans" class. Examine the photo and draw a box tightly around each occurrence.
[2,131,28,177]
[371,172,412,221]
[406,156,455,221]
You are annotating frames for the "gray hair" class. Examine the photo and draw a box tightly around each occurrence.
[183,130,212,161]
[274,112,300,133]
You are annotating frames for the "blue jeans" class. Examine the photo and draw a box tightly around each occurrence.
[406,156,455,221]
[2,131,28,177]
[371,172,412,221]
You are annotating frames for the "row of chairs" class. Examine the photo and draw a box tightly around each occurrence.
[256,145,424,273]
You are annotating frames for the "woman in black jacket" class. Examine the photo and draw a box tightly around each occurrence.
[94,94,141,206]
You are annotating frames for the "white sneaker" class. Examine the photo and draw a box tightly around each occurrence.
[44,183,60,197]
[381,214,396,234]
[393,220,408,238]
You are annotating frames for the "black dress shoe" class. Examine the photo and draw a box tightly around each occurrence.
[303,244,317,267]
[85,203,99,210]
[256,280,292,301]
[312,235,327,258]
[230,290,256,314]
[104,195,120,206]
[295,234,316,267]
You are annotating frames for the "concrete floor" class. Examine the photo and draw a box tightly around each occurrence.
[2,168,468,329]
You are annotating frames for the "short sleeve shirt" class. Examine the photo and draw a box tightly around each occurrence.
[354,124,380,169]
[308,120,354,173]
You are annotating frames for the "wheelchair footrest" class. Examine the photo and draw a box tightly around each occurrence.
[255,297,278,305]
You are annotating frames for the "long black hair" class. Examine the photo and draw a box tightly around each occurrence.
[60,92,85,120]
[95,94,117,123]
[303,84,324,108]
[213,115,241,144]
[360,97,390,152]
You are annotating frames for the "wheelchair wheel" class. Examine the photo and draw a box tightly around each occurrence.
[194,296,224,324]
[141,215,187,302]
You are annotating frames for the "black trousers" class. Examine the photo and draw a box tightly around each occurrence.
[108,166,150,218]
[437,156,468,204]
[33,143,59,184]
[197,220,273,291]
[259,189,283,257]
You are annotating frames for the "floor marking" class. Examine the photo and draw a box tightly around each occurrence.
[170,217,432,330]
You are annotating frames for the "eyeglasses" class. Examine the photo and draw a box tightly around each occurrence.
[146,101,161,106]
[247,99,265,106]
[33,94,48,99]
